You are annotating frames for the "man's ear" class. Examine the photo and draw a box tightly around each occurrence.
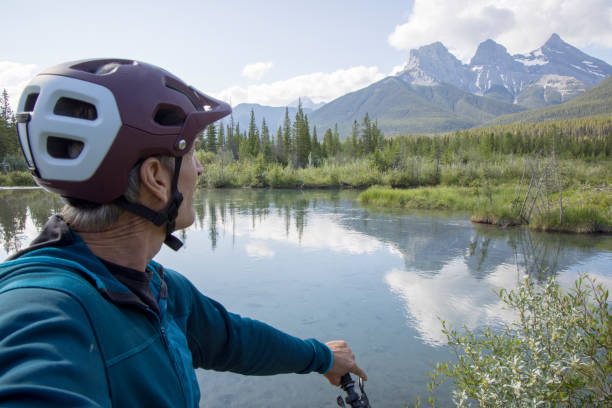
[138,157,171,209]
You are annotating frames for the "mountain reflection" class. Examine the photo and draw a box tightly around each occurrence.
[188,189,611,347]
[4,188,609,277]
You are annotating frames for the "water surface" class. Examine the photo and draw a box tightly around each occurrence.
[1,188,611,407]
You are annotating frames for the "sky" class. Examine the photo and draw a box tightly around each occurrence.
[1,0,611,109]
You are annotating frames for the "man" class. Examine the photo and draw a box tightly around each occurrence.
[0,59,366,407]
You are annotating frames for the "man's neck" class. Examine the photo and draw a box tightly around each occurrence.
[77,213,165,272]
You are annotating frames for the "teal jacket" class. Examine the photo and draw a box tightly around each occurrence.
[0,216,332,407]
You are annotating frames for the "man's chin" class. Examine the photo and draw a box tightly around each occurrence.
[175,211,196,231]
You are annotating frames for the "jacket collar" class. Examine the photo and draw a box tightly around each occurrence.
[3,214,166,313]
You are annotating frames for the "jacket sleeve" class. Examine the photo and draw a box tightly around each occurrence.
[0,287,111,407]
[167,271,332,375]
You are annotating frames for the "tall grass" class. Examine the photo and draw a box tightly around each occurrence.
[359,185,612,233]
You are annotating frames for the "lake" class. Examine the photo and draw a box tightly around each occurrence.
[1,188,611,407]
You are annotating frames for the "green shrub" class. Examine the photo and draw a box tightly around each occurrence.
[201,163,237,188]
[423,275,611,407]
[531,207,612,233]
[265,164,302,188]
[7,171,36,186]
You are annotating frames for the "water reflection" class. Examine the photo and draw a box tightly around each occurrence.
[1,188,610,406]
[0,188,63,253]
[186,190,612,348]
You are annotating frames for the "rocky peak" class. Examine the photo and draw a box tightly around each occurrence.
[470,39,515,67]
[412,42,463,67]
[543,33,568,51]
[399,42,470,87]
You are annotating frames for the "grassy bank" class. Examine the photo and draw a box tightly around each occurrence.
[0,171,37,187]
[359,185,612,233]
[198,155,611,189]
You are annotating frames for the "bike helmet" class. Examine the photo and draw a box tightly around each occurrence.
[15,58,231,249]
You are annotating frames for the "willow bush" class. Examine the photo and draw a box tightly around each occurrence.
[420,275,611,407]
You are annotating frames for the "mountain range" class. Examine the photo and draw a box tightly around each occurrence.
[229,34,612,137]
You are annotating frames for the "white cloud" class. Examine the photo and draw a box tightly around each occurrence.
[242,62,273,80]
[0,61,39,110]
[219,211,389,256]
[214,65,385,107]
[389,64,405,76]
[245,241,275,259]
[385,255,612,346]
[389,0,612,62]
[385,259,519,346]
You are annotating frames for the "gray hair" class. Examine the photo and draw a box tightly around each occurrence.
[61,156,174,232]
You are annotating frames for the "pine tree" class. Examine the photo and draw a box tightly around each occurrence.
[351,120,359,157]
[293,100,311,168]
[205,122,217,153]
[333,124,341,156]
[282,107,291,165]
[1,89,13,123]
[361,113,373,154]
[247,109,259,157]
[0,89,19,161]
[310,125,320,163]
[322,128,333,158]
[232,122,241,160]
[218,123,225,152]
[261,118,273,163]
[275,126,284,163]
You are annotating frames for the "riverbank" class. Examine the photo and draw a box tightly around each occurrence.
[0,171,36,187]
[3,157,610,234]
[358,185,612,233]
[197,155,611,189]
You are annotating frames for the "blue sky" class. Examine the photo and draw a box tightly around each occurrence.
[1,0,611,108]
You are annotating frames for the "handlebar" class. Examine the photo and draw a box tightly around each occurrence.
[336,373,371,407]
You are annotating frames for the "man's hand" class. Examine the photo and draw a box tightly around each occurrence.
[323,340,367,386]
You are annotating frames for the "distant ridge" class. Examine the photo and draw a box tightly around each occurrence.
[227,34,611,137]
[309,76,524,137]
[228,103,313,132]
[483,76,612,126]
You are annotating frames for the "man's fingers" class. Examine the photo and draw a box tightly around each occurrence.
[352,365,367,381]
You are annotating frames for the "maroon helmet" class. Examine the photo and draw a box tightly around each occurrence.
[16,58,230,203]
[16,59,231,249]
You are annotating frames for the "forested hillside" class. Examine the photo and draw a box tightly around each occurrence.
[486,76,612,125]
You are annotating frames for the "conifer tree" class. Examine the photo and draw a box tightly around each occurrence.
[361,113,374,154]
[293,100,311,167]
[282,107,291,164]
[310,126,320,162]
[261,118,273,163]
[1,89,13,123]
[205,122,217,153]
[226,114,237,159]
[275,126,284,163]
[218,123,225,152]
[247,109,259,157]
[351,120,359,157]
[333,124,341,156]
[322,128,333,158]
[0,90,19,161]
[233,123,242,159]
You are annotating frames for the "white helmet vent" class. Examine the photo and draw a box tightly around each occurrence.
[53,97,97,120]
[47,136,84,159]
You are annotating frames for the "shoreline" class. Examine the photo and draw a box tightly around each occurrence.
[2,182,609,234]
[358,185,612,234]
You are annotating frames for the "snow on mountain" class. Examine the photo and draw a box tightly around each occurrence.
[396,34,612,107]
[288,96,326,111]
[535,74,586,98]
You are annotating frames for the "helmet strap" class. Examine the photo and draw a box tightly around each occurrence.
[114,156,185,251]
